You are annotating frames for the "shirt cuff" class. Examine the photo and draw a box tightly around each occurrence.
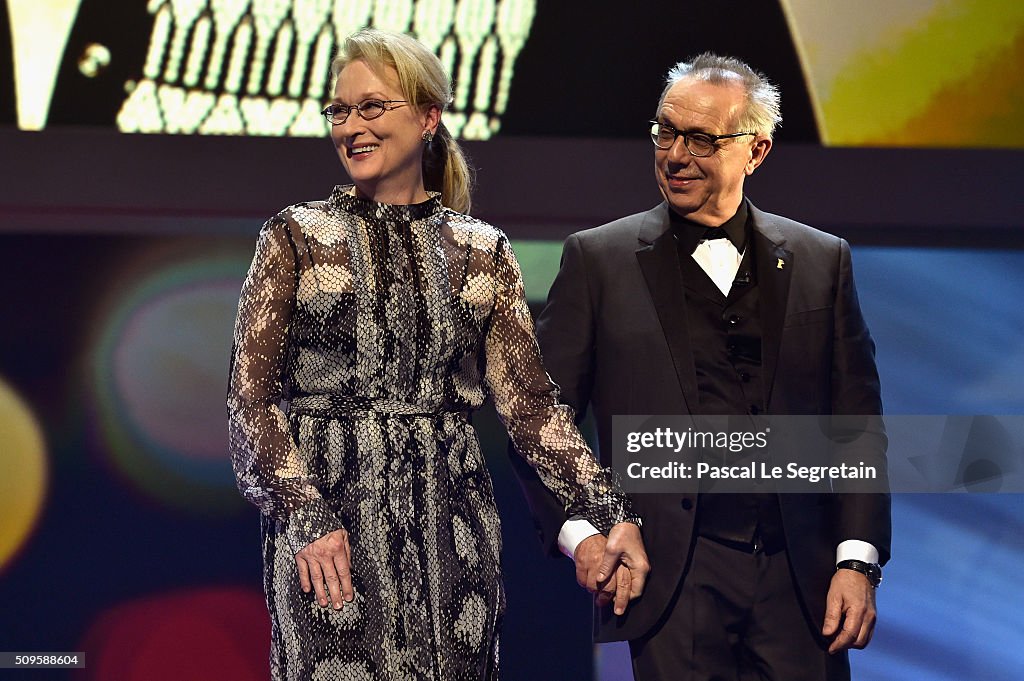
[558,518,602,561]
[284,497,345,555]
[836,539,879,565]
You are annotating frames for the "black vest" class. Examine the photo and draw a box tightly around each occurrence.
[677,231,785,552]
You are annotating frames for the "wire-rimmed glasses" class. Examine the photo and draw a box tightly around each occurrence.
[649,121,756,157]
[322,99,408,125]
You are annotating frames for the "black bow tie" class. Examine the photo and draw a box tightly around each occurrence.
[702,228,729,241]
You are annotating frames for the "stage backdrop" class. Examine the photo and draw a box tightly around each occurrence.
[1,1,1022,680]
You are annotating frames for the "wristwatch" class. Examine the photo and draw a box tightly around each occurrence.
[836,559,882,588]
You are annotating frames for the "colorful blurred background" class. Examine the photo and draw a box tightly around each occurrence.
[1,1,1022,679]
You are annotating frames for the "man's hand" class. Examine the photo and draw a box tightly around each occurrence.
[577,523,649,615]
[573,533,607,593]
[822,568,877,653]
[598,565,634,615]
[295,528,354,610]
[574,525,651,615]
[571,534,624,612]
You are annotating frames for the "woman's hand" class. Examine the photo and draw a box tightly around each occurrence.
[295,528,354,609]
[596,522,650,615]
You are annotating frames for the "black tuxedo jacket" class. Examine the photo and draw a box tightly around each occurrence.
[511,200,891,643]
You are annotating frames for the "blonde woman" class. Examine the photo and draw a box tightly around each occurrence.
[227,29,648,680]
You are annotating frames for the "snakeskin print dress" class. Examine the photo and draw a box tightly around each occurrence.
[227,186,634,680]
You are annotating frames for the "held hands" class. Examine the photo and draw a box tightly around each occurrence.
[573,523,650,616]
[295,528,354,609]
[822,569,877,653]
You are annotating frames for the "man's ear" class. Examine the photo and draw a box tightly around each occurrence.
[746,137,772,175]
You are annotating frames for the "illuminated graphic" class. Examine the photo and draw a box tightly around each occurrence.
[79,587,269,681]
[6,1,1021,147]
[121,0,537,138]
[0,377,47,574]
[91,253,250,514]
[3,0,537,138]
[782,0,1024,147]
[6,0,83,130]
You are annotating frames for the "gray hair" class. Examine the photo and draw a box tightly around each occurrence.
[656,53,782,139]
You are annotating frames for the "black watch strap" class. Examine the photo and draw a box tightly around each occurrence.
[836,559,882,588]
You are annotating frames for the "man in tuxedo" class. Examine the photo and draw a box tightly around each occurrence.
[512,53,890,680]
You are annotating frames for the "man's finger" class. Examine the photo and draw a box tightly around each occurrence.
[854,613,876,649]
[585,562,604,593]
[585,565,598,593]
[822,598,841,637]
[828,604,862,653]
[829,618,860,654]
[613,565,631,615]
[595,565,617,607]
[573,561,589,589]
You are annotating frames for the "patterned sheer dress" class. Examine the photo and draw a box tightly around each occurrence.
[227,186,635,680]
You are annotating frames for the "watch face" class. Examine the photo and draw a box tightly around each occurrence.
[869,565,882,586]
[860,563,882,587]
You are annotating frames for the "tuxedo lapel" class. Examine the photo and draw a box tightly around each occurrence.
[750,205,793,407]
[636,205,698,414]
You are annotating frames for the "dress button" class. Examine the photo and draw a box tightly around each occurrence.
[749,405,761,415]
[727,314,741,326]
[680,498,693,510]
[740,372,751,382]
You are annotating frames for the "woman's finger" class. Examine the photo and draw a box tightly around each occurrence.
[613,565,631,615]
[334,553,355,604]
[307,559,330,608]
[295,555,312,593]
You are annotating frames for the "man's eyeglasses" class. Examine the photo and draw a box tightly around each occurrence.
[321,99,408,125]
[649,121,756,157]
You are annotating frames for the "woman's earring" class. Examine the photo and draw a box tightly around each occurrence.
[422,130,434,144]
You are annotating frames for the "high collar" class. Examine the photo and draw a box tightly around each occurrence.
[328,184,443,222]
[670,200,749,254]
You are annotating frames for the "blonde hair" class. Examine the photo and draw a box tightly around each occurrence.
[331,29,473,213]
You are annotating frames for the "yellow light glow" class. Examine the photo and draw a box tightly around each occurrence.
[782,0,1024,147]
[0,378,48,573]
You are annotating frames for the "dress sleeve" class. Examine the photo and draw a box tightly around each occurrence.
[483,234,638,535]
[227,215,344,554]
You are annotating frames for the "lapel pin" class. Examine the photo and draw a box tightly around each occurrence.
[777,258,785,270]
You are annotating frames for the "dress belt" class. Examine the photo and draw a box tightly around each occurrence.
[288,394,470,422]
